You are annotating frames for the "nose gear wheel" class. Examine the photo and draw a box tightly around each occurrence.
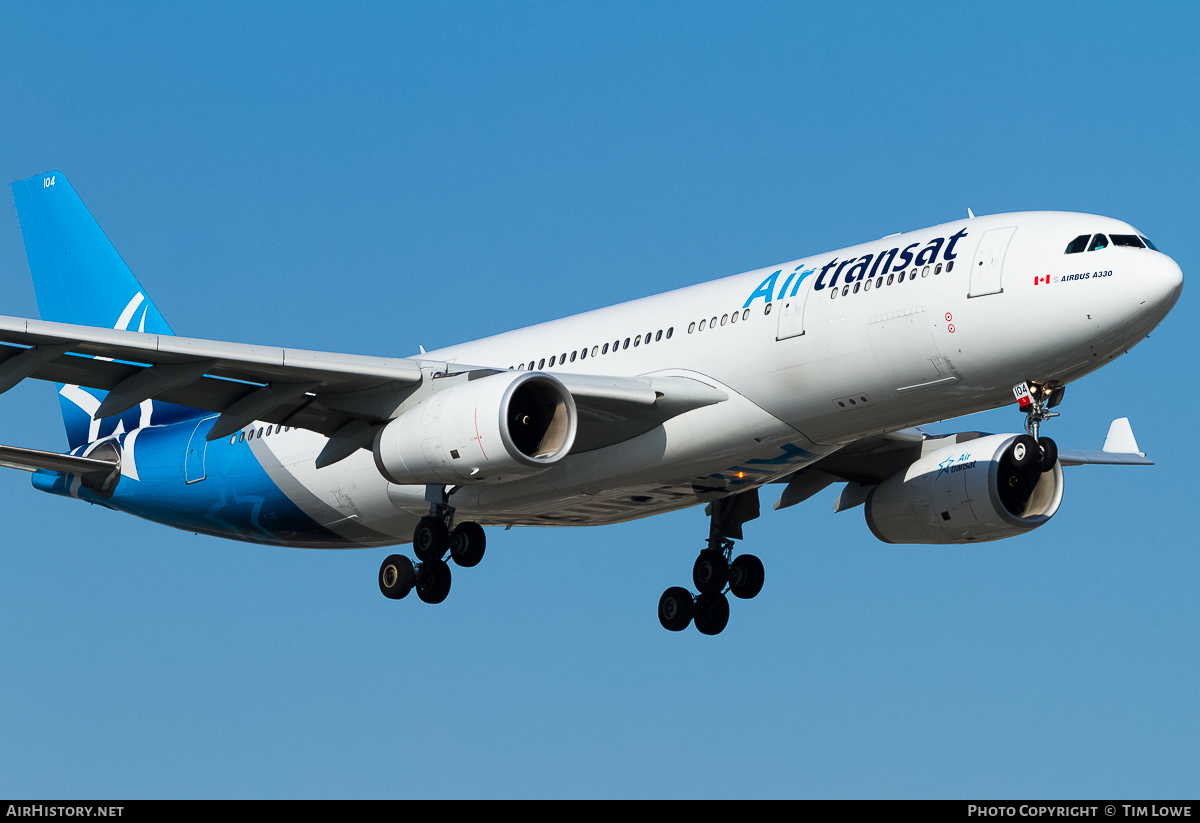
[1013,381,1062,475]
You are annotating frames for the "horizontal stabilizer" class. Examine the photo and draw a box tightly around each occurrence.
[0,443,117,476]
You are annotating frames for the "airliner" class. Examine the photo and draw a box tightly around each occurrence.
[0,172,1183,635]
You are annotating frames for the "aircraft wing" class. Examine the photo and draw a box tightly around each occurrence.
[0,315,425,443]
[1056,417,1152,466]
[0,315,726,466]
[772,419,1151,511]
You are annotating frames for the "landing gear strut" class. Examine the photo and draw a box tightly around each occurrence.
[658,489,765,635]
[1013,381,1063,473]
[377,485,488,603]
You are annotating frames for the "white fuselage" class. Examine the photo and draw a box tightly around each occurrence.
[240,211,1183,546]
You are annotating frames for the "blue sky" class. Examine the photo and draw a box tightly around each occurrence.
[0,2,1196,799]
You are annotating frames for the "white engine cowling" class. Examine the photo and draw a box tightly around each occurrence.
[373,371,577,485]
[864,433,1063,544]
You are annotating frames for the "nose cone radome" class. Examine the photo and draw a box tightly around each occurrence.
[1121,251,1183,343]
[1152,253,1184,315]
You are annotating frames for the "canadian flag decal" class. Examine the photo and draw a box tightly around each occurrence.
[1034,274,1051,285]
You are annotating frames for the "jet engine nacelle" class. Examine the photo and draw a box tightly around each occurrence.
[864,433,1063,544]
[373,371,578,486]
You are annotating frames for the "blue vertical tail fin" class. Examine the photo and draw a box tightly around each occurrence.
[11,171,198,449]
[11,172,176,335]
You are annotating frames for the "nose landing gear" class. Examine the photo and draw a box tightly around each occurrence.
[1013,381,1063,472]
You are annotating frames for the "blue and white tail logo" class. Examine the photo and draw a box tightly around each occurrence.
[11,171,208,450]
[59,291,161,446]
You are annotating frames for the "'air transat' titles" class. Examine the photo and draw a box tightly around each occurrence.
[742,227,970,308]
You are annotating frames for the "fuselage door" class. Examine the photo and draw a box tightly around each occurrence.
[968,226,1017,297]
[775,278,812,341]
[185,415,217,483]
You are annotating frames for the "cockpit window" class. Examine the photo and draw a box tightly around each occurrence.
[1110,234,1146,249]
[1068,232,1159,254]
[1065,235,1090,254]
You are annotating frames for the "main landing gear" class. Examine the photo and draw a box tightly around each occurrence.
[1012,380,1063,473]
[378,485,487,604]
[658,490,765,636]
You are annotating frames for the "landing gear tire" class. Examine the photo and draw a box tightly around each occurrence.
[693,592,730,636]
[449,522,486,568]
[413,516,449,562]
[1009,434,1038,468]
[693,550,729,594]
[729,554,765,600]
[658,587,694,632]
[1037,436,1058,472]
[378,554,415,600]
[415,559,452,604]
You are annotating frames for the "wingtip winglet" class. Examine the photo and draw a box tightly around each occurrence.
[1102,417,1145,457]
